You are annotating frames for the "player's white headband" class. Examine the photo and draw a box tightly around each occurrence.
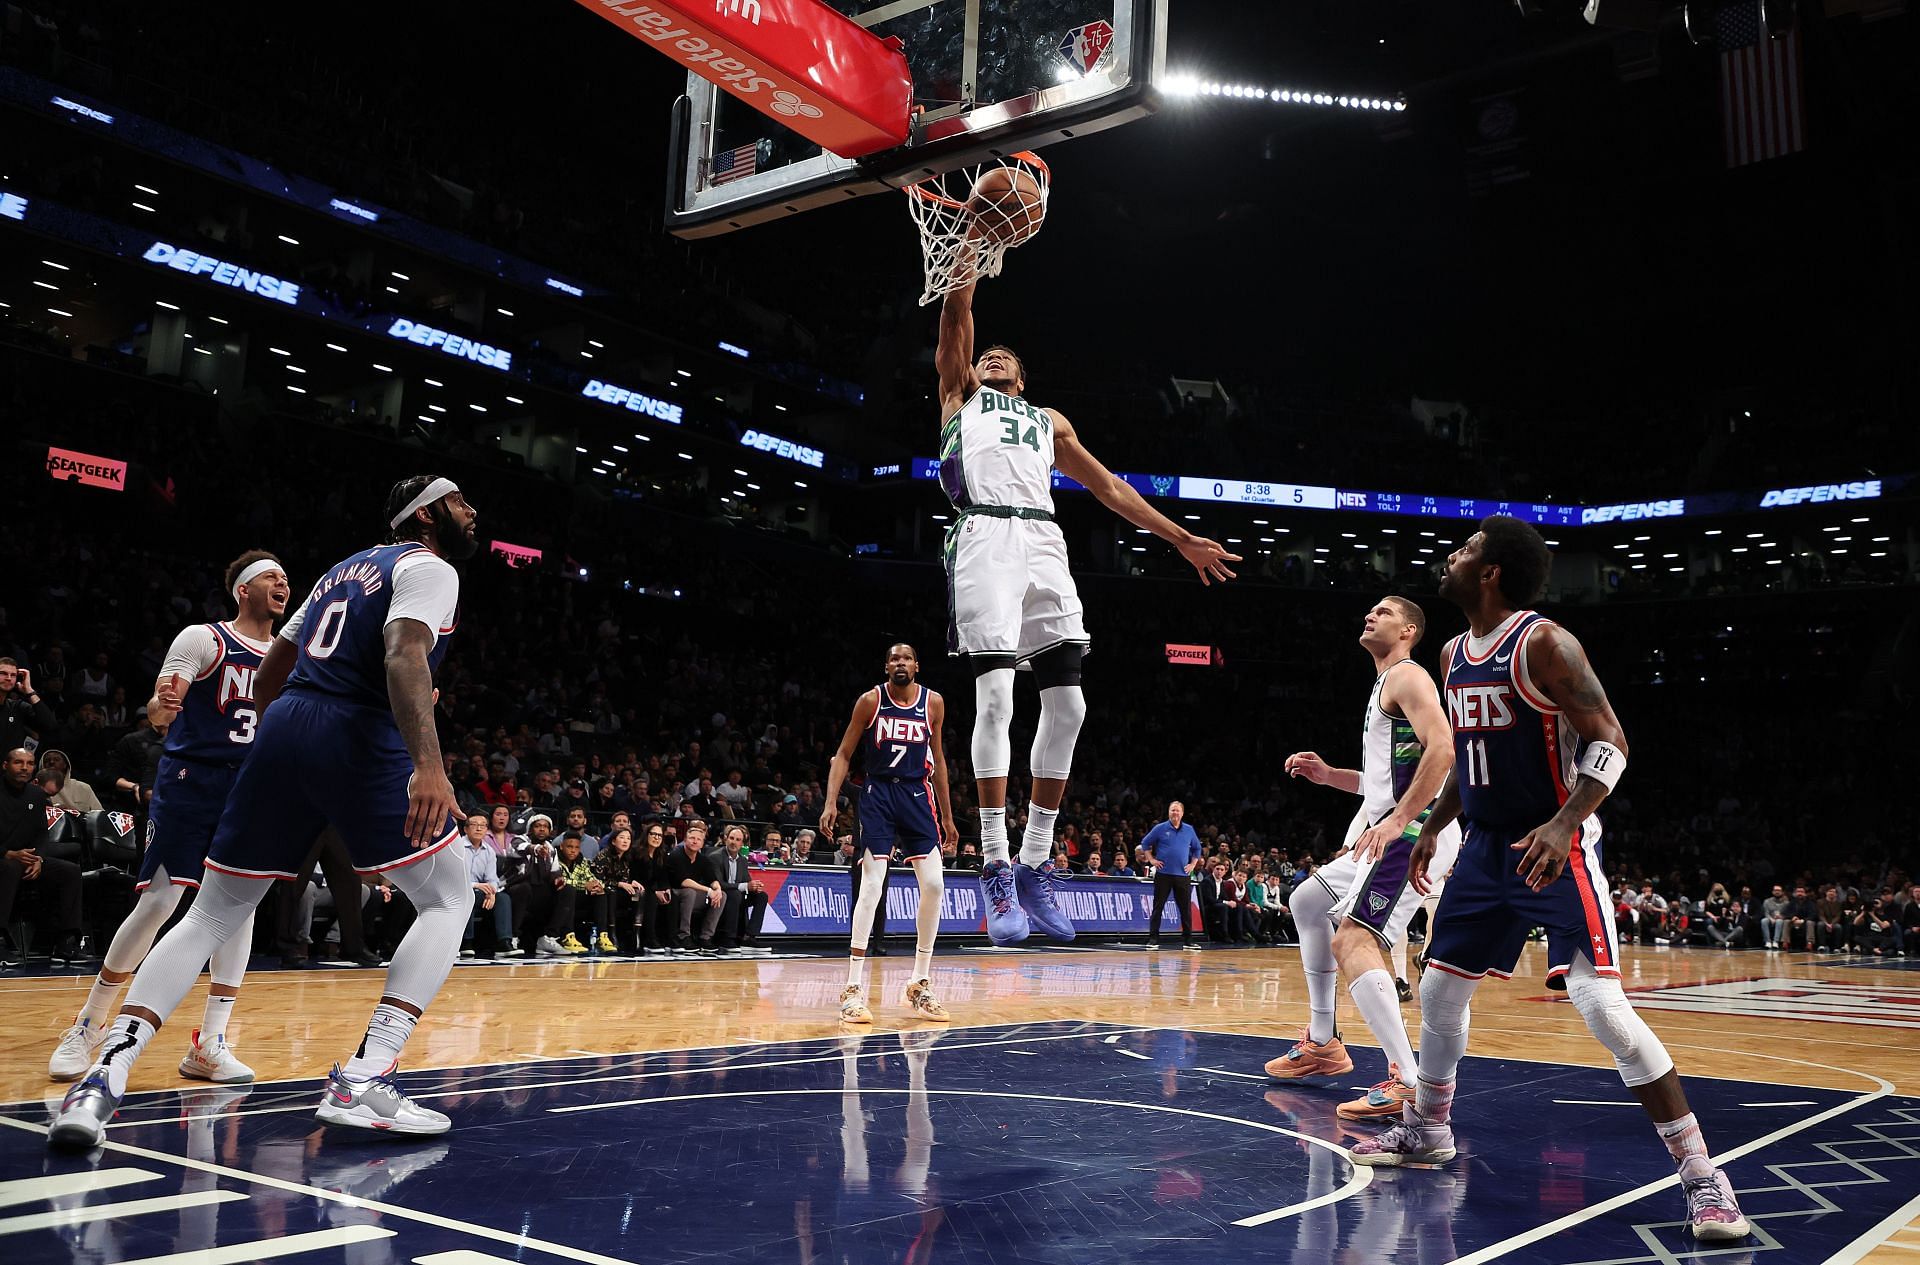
[389,477,461,529]
[230,559,284,603]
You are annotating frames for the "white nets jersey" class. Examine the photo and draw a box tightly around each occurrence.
[938,385,1056,513]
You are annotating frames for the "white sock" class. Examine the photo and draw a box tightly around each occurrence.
[1306,967,1339,1046]
[343,1003,417,1078]
[79,977,123,1030]
[98,1015,157,1097]
[847,953,867,990]
[913,947,933,981]
[1020,804,1058,867]
[199,994,237,1045]
[1390,933,1409,982]
[979,808,1009,864]
[1349,968,1419,1083]
[1292,880,1339,1044]
[1656,1112,1714,1180]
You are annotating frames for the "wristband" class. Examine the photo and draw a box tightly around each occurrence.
[1576,741,1626,791]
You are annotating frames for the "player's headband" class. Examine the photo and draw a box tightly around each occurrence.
[389,477,461,529]
[231,559,284,603]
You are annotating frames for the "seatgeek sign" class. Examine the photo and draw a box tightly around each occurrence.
[739,428,824,468]
[142,242,301,305]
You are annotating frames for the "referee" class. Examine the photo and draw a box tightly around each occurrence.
[1140,801,1201,950]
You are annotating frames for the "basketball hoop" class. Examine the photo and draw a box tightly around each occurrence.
[904,153,1051,306]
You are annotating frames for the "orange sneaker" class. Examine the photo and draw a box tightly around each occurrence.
[1263,1030,1355,1079]
[1337,1063,1416,1119]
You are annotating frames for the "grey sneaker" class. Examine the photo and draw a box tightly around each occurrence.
[314,1064,450,1136]
[1349,1110,1457,1167]
[48,1071,121,1150]
[535,935,566,957]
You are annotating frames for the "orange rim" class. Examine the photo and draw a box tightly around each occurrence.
[904,152,1052,208]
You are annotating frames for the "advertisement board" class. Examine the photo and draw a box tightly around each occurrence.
[751,868,1194,936]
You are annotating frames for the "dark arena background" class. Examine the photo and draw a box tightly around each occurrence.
[2,2,1918,1264]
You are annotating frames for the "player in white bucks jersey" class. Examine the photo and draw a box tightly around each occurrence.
[936,275,1238,945]
[1350,516,1748,1244]
[823,644,958,1023]
[1269,597,1461,1122]
[48,551,289,1087]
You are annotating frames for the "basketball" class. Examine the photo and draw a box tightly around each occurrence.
[967,164,1047,245]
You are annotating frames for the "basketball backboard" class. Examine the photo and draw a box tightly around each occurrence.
[665,0,1165,237]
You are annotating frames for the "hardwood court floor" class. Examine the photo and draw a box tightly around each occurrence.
[1,940,1916,1264]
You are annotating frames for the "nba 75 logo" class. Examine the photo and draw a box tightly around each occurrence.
[109,812,134,837]
[1058,20,1115,74]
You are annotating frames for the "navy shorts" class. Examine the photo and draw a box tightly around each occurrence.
[136,755,239,891]
[857,777,939,861]
[204,691,461,882]
[1425,817,1620,991]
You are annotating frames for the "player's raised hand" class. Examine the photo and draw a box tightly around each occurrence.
[1511,821,1573,892]
[1284,751,1330,784]
[404,767,459,849]
[1177,536,1240,586]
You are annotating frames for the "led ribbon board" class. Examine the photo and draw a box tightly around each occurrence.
[142,242,301,305]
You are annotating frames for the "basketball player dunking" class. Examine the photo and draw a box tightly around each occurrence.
[1350,516,1749,1243]
[51,476,478,1149]
[1267,596,1462,1122]
[822,644,956,1023]
[936,279,1238,943]
[48,551,291,1087]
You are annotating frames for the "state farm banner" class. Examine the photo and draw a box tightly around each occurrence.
[575,0,912,158]
[46,446,127,491]
[752,868,1194,936]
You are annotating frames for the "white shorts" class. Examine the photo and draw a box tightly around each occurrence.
[944,512,1089,662]
[1316,806,1462,948]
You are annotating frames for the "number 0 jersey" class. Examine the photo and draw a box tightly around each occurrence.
[282,543,459,712]
[159,622,270,764]
[939,385,1057,514]
[1443,610,1582,829]
[865,684,933,780]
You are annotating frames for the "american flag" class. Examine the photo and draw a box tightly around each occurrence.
[1719,0,1805,168]
[710,140,763,186]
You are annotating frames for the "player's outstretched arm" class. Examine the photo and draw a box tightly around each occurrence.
[385,619,456,847]
[1050,411,1240,586]
[822,688,882,838]
[926,691,958,849]
[1511,624,1629,890]
[936,283,979,412]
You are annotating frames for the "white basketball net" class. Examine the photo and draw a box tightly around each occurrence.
[904,153,1051,307]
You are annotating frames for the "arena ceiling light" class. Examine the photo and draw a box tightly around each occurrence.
[32,280,57,291]
[41,259,69,270]
[371,362,392,372]
[131,202,156,213]
[134,184,159,195]
[497,307,515,317]
[277,234,300,245]
[47,307,73,317]
[325,343,348,352]
[506,395,525,404]
[391,271,410,281]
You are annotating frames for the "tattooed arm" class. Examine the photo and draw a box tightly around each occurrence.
[1510,624,1630,890]
[385,619,458,847]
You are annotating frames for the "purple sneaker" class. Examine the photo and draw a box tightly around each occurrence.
[1683,1167,1750,1241]
[1348,1108,1456,1167]
[981,861,1031,945]
[1015,860,1076,942]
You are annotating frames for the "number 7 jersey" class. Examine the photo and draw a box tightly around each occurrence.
[1442,610,1583,829]
[939,385,1057,513]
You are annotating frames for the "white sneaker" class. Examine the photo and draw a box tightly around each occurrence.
[314,1063,450,1136]
[536,935,566,957]
[179,1030,256,1084]
[48,1020,108,1082]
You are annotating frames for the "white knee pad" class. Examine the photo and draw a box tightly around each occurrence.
[972,669,1016,779]
[1029,685,1086,781]
[1418,963,1478,1038]
[852,854,889,943]
[104,878,186,974]
[1566,956,1673,1087]
[1290,873,1335,926]
[910,853,945,947]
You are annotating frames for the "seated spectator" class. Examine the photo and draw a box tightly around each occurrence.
[0,747,86,964]
[1815,885,1845,952]
[1785,885,1818,951]
[1902,883,1920,955]
[476,757,517,806]
[563,806,599,859]
[1761,884,1789,949]
[631,822,675,953]
[595,827,645,953]
[1084,852,1107,877]
[35,750,104,814]
[459,813,516,959]
[1109,851,1134,878]
[1635,883,1668,945]
[665,822,725,954]
[1702,883,1740,948]
[712,823,768,952]
[955,841,982,871]
[1855,888,1903,957]
[715,771,754,819]
[1198,860,1232,944]
[556,832,613,952]
[515,816,584,957]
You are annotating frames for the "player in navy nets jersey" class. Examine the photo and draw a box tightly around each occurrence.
[48,551,289,1086]
[52,476,478,1149]
[823,644,957,1023]
[1349,516,1749,1243]
[937,275,1238,947]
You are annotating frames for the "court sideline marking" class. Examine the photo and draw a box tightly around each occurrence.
[544,1085,1373,1228]
[1824,1188,1920,1265]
